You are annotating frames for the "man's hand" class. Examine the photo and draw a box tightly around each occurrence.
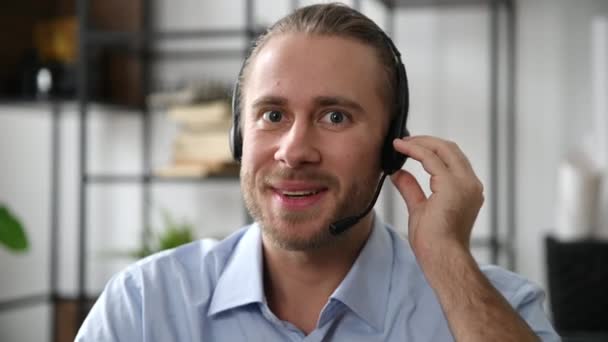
[390,135,484,259]
[389,135,540,342]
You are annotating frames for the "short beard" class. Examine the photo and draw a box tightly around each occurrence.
[240,166,379,251]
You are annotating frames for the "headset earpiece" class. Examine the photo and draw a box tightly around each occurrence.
[230,77,243,161]
[379,34,410,174]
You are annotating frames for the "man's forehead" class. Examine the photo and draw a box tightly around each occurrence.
[243,33,384,106]
[251,33,378,71]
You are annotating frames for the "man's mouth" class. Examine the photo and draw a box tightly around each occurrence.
[280,190,324,198]
[269,182,329,210]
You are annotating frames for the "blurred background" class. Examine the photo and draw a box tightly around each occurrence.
[0,0,607,341]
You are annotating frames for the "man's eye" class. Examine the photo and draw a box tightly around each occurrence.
[262,110,283,123]
[321,111,347,124]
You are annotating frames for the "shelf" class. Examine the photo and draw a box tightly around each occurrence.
[0,293,50,311]
[471,236,502,249]
[85,28,266,47]
[83,173,239,184]
[149,49,246,60]
[84,41,247,61]
[381,0,509,8]
[0,99,162,113]
[0,99,69,112]
[0,97,69,105]
[83,28,266,61]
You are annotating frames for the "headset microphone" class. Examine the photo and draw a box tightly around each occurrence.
[329,173,387,235]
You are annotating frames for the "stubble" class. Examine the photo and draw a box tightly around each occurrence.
[240,166,379,251]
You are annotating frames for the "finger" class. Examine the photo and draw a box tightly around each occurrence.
[393,138,449,176]
[404,135,473,174]
[390,169,426,212]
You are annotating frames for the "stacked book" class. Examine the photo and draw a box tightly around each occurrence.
[157,99,239,177]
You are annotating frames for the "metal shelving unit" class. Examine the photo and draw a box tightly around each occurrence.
[73,0,262,333]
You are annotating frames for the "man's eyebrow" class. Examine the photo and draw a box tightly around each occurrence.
[251,95,287,109]
[250,95,364,112]
[314,96,364,112]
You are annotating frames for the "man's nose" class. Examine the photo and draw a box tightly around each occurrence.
[274,120,321,168]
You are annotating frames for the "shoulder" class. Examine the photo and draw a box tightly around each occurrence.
[123,226,251,289]
[479,264,546,307]
[480,265,561,340]
[384,226,545,305]
[76,226,253,340]
[385,231,558,340]
[92,225,253,311]
[384,227,547,308]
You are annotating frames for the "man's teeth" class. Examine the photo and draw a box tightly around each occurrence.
[282,190,319,197]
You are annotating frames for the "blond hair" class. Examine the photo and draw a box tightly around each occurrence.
[238,3,397,113]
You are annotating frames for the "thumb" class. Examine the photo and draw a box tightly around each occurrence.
[390,169,426,212]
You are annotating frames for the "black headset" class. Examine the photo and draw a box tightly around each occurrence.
[230,31,410,175]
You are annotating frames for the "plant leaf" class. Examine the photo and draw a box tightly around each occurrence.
[0,205,28,252]
[158,226,194,251]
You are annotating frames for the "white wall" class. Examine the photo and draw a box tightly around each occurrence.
[1,0,607,340]
[0,105,53,342]
[516,0,608,292]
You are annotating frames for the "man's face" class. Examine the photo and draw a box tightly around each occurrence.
[240,33,390,250]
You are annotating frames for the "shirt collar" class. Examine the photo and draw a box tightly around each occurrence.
[329,216,394,331]
[208,224,265,316]
[207,217,395,331]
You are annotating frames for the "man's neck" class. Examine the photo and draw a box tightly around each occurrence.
[261,214,374,334]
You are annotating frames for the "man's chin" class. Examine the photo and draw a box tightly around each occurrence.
[259,215,338,251]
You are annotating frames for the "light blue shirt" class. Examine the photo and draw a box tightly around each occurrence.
[76,218,560,341]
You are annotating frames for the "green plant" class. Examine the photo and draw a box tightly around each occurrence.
[0,204,29,252]
[132,209,195,259]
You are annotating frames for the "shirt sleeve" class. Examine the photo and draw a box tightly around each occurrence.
[75,267,143,342]
[510,280,562,342]
[480,265,561,341]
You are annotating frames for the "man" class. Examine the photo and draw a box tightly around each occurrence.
[77,3,559,341]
